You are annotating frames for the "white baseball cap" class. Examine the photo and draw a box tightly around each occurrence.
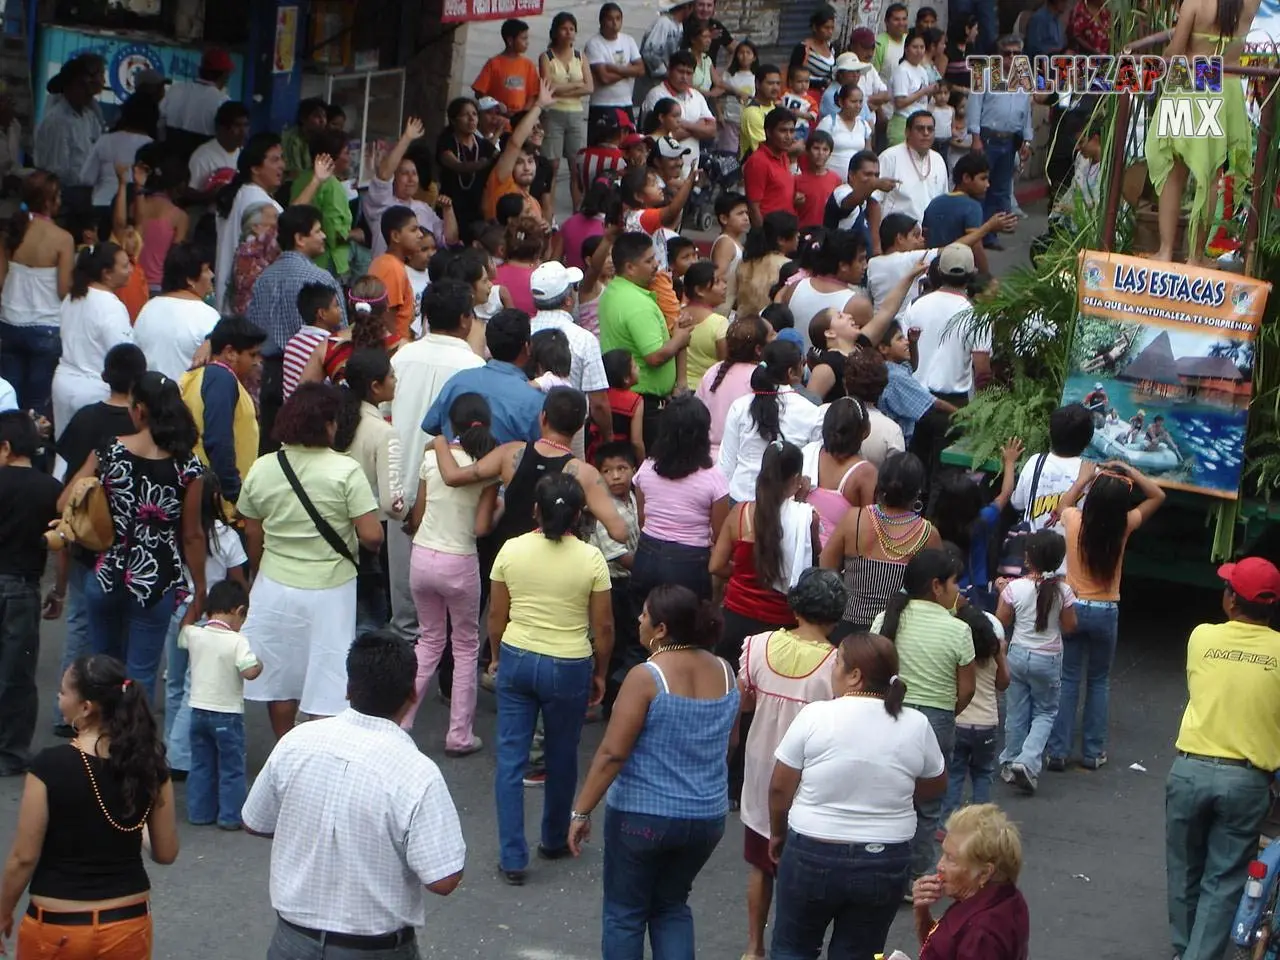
[655,135,693,159]
[477,97,505,113]
[937,243,976,278]
[834,53,873,73]
[531,261,584,301]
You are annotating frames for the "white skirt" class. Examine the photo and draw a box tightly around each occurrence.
[242,573,357,717]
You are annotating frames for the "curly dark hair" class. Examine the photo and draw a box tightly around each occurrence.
[274,381,341,447]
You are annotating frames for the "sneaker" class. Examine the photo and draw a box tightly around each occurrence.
[1009,762,1037,794]
[1000,764,1015,784]
[216,821,243,832]
[537,844,572,861]
[1081,754,1108,770]
[445,736,484,758]
[1045,756,1067,772]
[523,770,547,787]
[499,866,526,886]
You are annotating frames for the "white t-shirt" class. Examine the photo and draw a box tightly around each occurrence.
[891,62,931,119]
[80,131,153,207]
[642,82,713,176]
[161,80,230,136]
[865,248,937,320]
[874,143,948,222]
[858,68,891,122]
[132,295,221,382]
[1001,576,1076,654]
[718,387,825,502]
[817,113,872,181]
[906,290,990,395]
[775,696,945,843]
[188,139,240,192]
[585,32,642,107]
[0,376,16,413]
[1010,452,1083,533]
[179,622,259,714]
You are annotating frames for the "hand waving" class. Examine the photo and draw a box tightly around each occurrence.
[313,153,336,182]
[403,116,425,141]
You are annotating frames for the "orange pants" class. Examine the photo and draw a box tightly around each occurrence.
[17,907,151,959]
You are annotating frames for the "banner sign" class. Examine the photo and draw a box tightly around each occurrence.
[442,0,544,23]
[1062,251,1271,500]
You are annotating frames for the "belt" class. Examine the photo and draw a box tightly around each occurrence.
[980,128,1017,140]
[1075,598,1118,608]
[27,900,150,926]
[1178,750,1269,773]
[281,916,415,950]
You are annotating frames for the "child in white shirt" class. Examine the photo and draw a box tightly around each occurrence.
[182,579,262,830]
[996,530,1078,794]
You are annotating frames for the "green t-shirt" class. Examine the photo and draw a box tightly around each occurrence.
[598,277,675,397]
[238,445,378,590]
[290,174,352,278]
[872,600,976,711]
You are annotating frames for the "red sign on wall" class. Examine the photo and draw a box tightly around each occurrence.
[442,0,544,22]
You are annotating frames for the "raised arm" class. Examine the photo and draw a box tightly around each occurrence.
[494,81,557,184]
[992,438,1024,511]
[379,117,426,183]
[291,154,335,207]
[862,255,928,343]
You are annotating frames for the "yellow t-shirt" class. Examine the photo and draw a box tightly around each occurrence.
[491,531,611,659]
[1176,619,1280,771]
[686,311,729,389]
[237,445,378,590]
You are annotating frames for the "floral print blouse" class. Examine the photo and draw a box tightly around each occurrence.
[95,439,203,607]
[231,226,281,317]
[1068,0,1111,56]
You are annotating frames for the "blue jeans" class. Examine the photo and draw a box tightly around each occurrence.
[163,600,192,771]
[83,576,177,703]
[495,643,593,870]
[0,575,41,771]
[982,135,1016,234]
[0,323,60,422]
[943,724,999,818]
[771,831,911,960]
[1166,755,1273,960]
[631,535,713,606]
[52,561,91,727]
[601,806,725,959]
[267,917,420,960]
[187,708,247,827]
[999,645,1063,777]
[911,705,956,878]
[1048,601,1119,762]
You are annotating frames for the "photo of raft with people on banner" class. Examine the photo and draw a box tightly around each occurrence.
[1062,252,1271,499]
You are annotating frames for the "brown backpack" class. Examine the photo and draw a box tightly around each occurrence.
[45,476,114,553]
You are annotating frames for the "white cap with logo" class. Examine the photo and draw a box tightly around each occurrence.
[531,261,585,302]
[655,135,693,159]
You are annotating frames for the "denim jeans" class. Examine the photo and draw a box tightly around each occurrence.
[999,645,1063,777]
[943,724,999,818]
[495,643,593,870]
[1048,601,1119,762]
[0,575,41,772]
[911,705,956,878]
[771,831,911,960]
[1166,755,1272,960]
[187,708,247,827]
[631,535,713,608]
[267,917,420,960]
[982,135,1017,233]
[163,600,192,771]
[83,577,177,703]
[52,561,91,727]
[0,323,60,422]
[601,806,725,959]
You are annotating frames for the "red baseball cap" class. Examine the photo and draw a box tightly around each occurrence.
[1218,557,1280,603]
[202,48,234,74]
[620,133,647,149]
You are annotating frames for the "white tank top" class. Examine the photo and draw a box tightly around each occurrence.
[713,235,744,313]
[1,262,62,328]
[788,279,858,353]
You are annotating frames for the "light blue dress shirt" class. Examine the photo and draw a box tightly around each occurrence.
[967,89,1034,142]
[421,360,544,445]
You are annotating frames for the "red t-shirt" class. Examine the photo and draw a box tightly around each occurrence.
[794,168,842,228]
[743,145,797,218]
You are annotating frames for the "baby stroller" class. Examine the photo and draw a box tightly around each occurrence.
[685,149,742,233]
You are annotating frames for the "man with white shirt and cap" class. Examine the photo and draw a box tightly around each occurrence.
[161,48,234,162]
[642,51,715,177]
[530,261,611,453]
[907,243,989,407]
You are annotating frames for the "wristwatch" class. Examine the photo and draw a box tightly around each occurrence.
[570,810,591,822]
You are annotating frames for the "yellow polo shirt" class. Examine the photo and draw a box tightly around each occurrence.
[1176,619,1280,771]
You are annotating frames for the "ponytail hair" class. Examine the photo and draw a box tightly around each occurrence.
[68,655,167,818]
[837,632,908,718]
[880,547,956,640]
[1022,529,1068,632]
[753,439,803,589]
[448,392,500,462]
[70,241,123,299]
[749,339,802,442]
[332,348,392,452]
[348,275,390,349]
[7,170,60,254]
[534,473,584,542]
[131,370,197,460]
[216,132,281,219]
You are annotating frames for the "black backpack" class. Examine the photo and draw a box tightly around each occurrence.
[995,454,1047,580]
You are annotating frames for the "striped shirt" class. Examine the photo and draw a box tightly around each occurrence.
[843,555,908,628]
[872,600,976,711]
[246,251,346,357]
[576,145,626,188]
[282,325,329,401]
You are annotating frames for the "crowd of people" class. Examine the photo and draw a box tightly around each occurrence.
[0,1,1274,959]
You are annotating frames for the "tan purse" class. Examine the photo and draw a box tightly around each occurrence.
[46,476,115,553]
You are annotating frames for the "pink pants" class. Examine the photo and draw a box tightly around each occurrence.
[405,544,481,749]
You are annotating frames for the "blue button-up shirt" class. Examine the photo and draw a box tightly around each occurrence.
[880,360,937,442]
[967,89,1034,143]
[246,251,347,356]
[421,360,544,445]
[820,80,876,124]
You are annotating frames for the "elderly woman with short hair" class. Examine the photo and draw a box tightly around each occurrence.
[911,803,1030,960]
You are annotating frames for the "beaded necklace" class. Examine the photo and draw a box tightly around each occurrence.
[74,741,151,832]
[452,134,480,191]
[538,438,575,456]
[906,145,933,182]
[869,505,931,560]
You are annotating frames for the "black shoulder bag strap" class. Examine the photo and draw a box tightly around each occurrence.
[276,450,357,568]
[1024,453,1049,524]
